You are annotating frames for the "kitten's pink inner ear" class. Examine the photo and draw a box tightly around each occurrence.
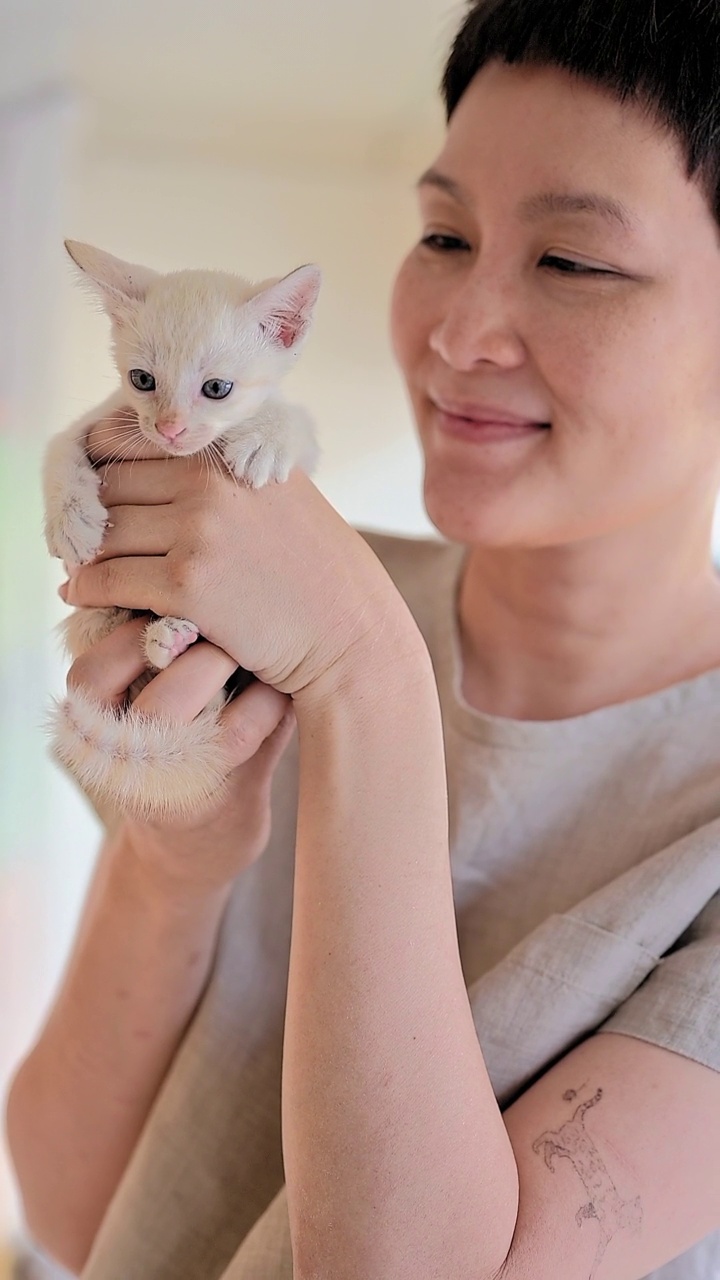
[259,266,321,349]
[273,311,307,348]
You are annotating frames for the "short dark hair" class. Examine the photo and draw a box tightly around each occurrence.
[441,0,720,230]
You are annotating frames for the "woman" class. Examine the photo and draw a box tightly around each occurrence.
[6,0,720,1277]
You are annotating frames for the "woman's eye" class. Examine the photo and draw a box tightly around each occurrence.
[129,369,156,391]
[420,233,470,253]
[201,378,234,400]
[541,256,614,276]
[419,239,614,277]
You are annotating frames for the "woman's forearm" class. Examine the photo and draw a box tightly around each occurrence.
[5,822,231,1275]
[285,630,519,1280]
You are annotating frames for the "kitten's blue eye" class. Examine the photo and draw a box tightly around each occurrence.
[202,379,233,400]
[129,369,156,391]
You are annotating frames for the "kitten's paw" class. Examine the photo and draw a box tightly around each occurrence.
[224,434,293,488]
[221,401,319,487]
[45,469,108,564]
[143,616,199,670]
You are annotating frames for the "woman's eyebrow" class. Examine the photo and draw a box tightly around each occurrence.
[415,167,642,236]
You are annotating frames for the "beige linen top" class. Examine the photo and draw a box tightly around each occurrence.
[77,530,720,1280]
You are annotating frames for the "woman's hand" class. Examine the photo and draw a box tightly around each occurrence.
[68,614,298,891]
[62,414,409,697]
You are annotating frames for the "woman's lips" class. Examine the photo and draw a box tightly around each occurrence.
[434,408,551,443]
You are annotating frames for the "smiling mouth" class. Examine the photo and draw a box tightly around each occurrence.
[431,407,552,446]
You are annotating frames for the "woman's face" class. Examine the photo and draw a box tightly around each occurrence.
[391,58,720,549]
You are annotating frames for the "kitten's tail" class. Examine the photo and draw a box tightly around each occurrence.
[45,685,234,823]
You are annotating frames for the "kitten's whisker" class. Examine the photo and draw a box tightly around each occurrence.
[99,433,144,459]
[87,428,144,444]
[198,446,214,493]
[204,443,224,489]
[97,435,147,475]
[90,431,146,448]
[210,443,228,480]
[209,447,228,488]
[210,440,239,489]
[83,414,139,428]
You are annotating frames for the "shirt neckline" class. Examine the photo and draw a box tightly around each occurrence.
[435,540,720,750]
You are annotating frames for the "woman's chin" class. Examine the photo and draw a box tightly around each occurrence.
[420,467,554,549]
[417,418,558,545]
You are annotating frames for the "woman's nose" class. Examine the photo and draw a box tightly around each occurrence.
[428,280,524,371]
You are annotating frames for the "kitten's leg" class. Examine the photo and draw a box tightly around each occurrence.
[219,394,320,488]
[43,388,130,566]
[59,606,135,661]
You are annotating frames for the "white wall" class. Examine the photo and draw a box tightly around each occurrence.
[0,0,80,1254]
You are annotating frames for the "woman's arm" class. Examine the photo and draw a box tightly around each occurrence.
[5,822,231,1276]
[283,628,519,1280]
[5,617,295,1275]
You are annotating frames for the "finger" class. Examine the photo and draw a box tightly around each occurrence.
[90,504,177,562]
[63,557,171,613]
[100,453,217,507]
[132,641,240,722]
[65,612,258,728]
[216,679,293,767]
[66,615,155,707]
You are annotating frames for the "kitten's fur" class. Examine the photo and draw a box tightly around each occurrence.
[43,240,321,822]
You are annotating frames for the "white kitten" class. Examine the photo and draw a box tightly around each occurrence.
[43,239,321,823]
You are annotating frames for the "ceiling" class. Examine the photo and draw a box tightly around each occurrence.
[66,0,465,171]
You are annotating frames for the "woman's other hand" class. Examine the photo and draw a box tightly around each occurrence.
[66,614,296,892]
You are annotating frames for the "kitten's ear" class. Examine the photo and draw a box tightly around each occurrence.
[64,240,158,321]
[251,264,322,352]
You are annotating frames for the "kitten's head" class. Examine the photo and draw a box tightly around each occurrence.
[64,239,321,455]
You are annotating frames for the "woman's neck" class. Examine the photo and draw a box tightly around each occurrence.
[456,532,720,722]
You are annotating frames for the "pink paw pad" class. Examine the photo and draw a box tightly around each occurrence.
[163,625,199,660]
[144,619,200,670]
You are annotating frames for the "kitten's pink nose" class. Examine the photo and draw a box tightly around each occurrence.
[156,419,186,441]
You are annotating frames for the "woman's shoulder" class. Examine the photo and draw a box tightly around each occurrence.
[354,525,462,589]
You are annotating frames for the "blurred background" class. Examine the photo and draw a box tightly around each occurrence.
[0,0,464,1267]
[5,0,720,1273]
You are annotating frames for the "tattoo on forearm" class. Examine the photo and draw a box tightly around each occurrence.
[531,1086,643,1280]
